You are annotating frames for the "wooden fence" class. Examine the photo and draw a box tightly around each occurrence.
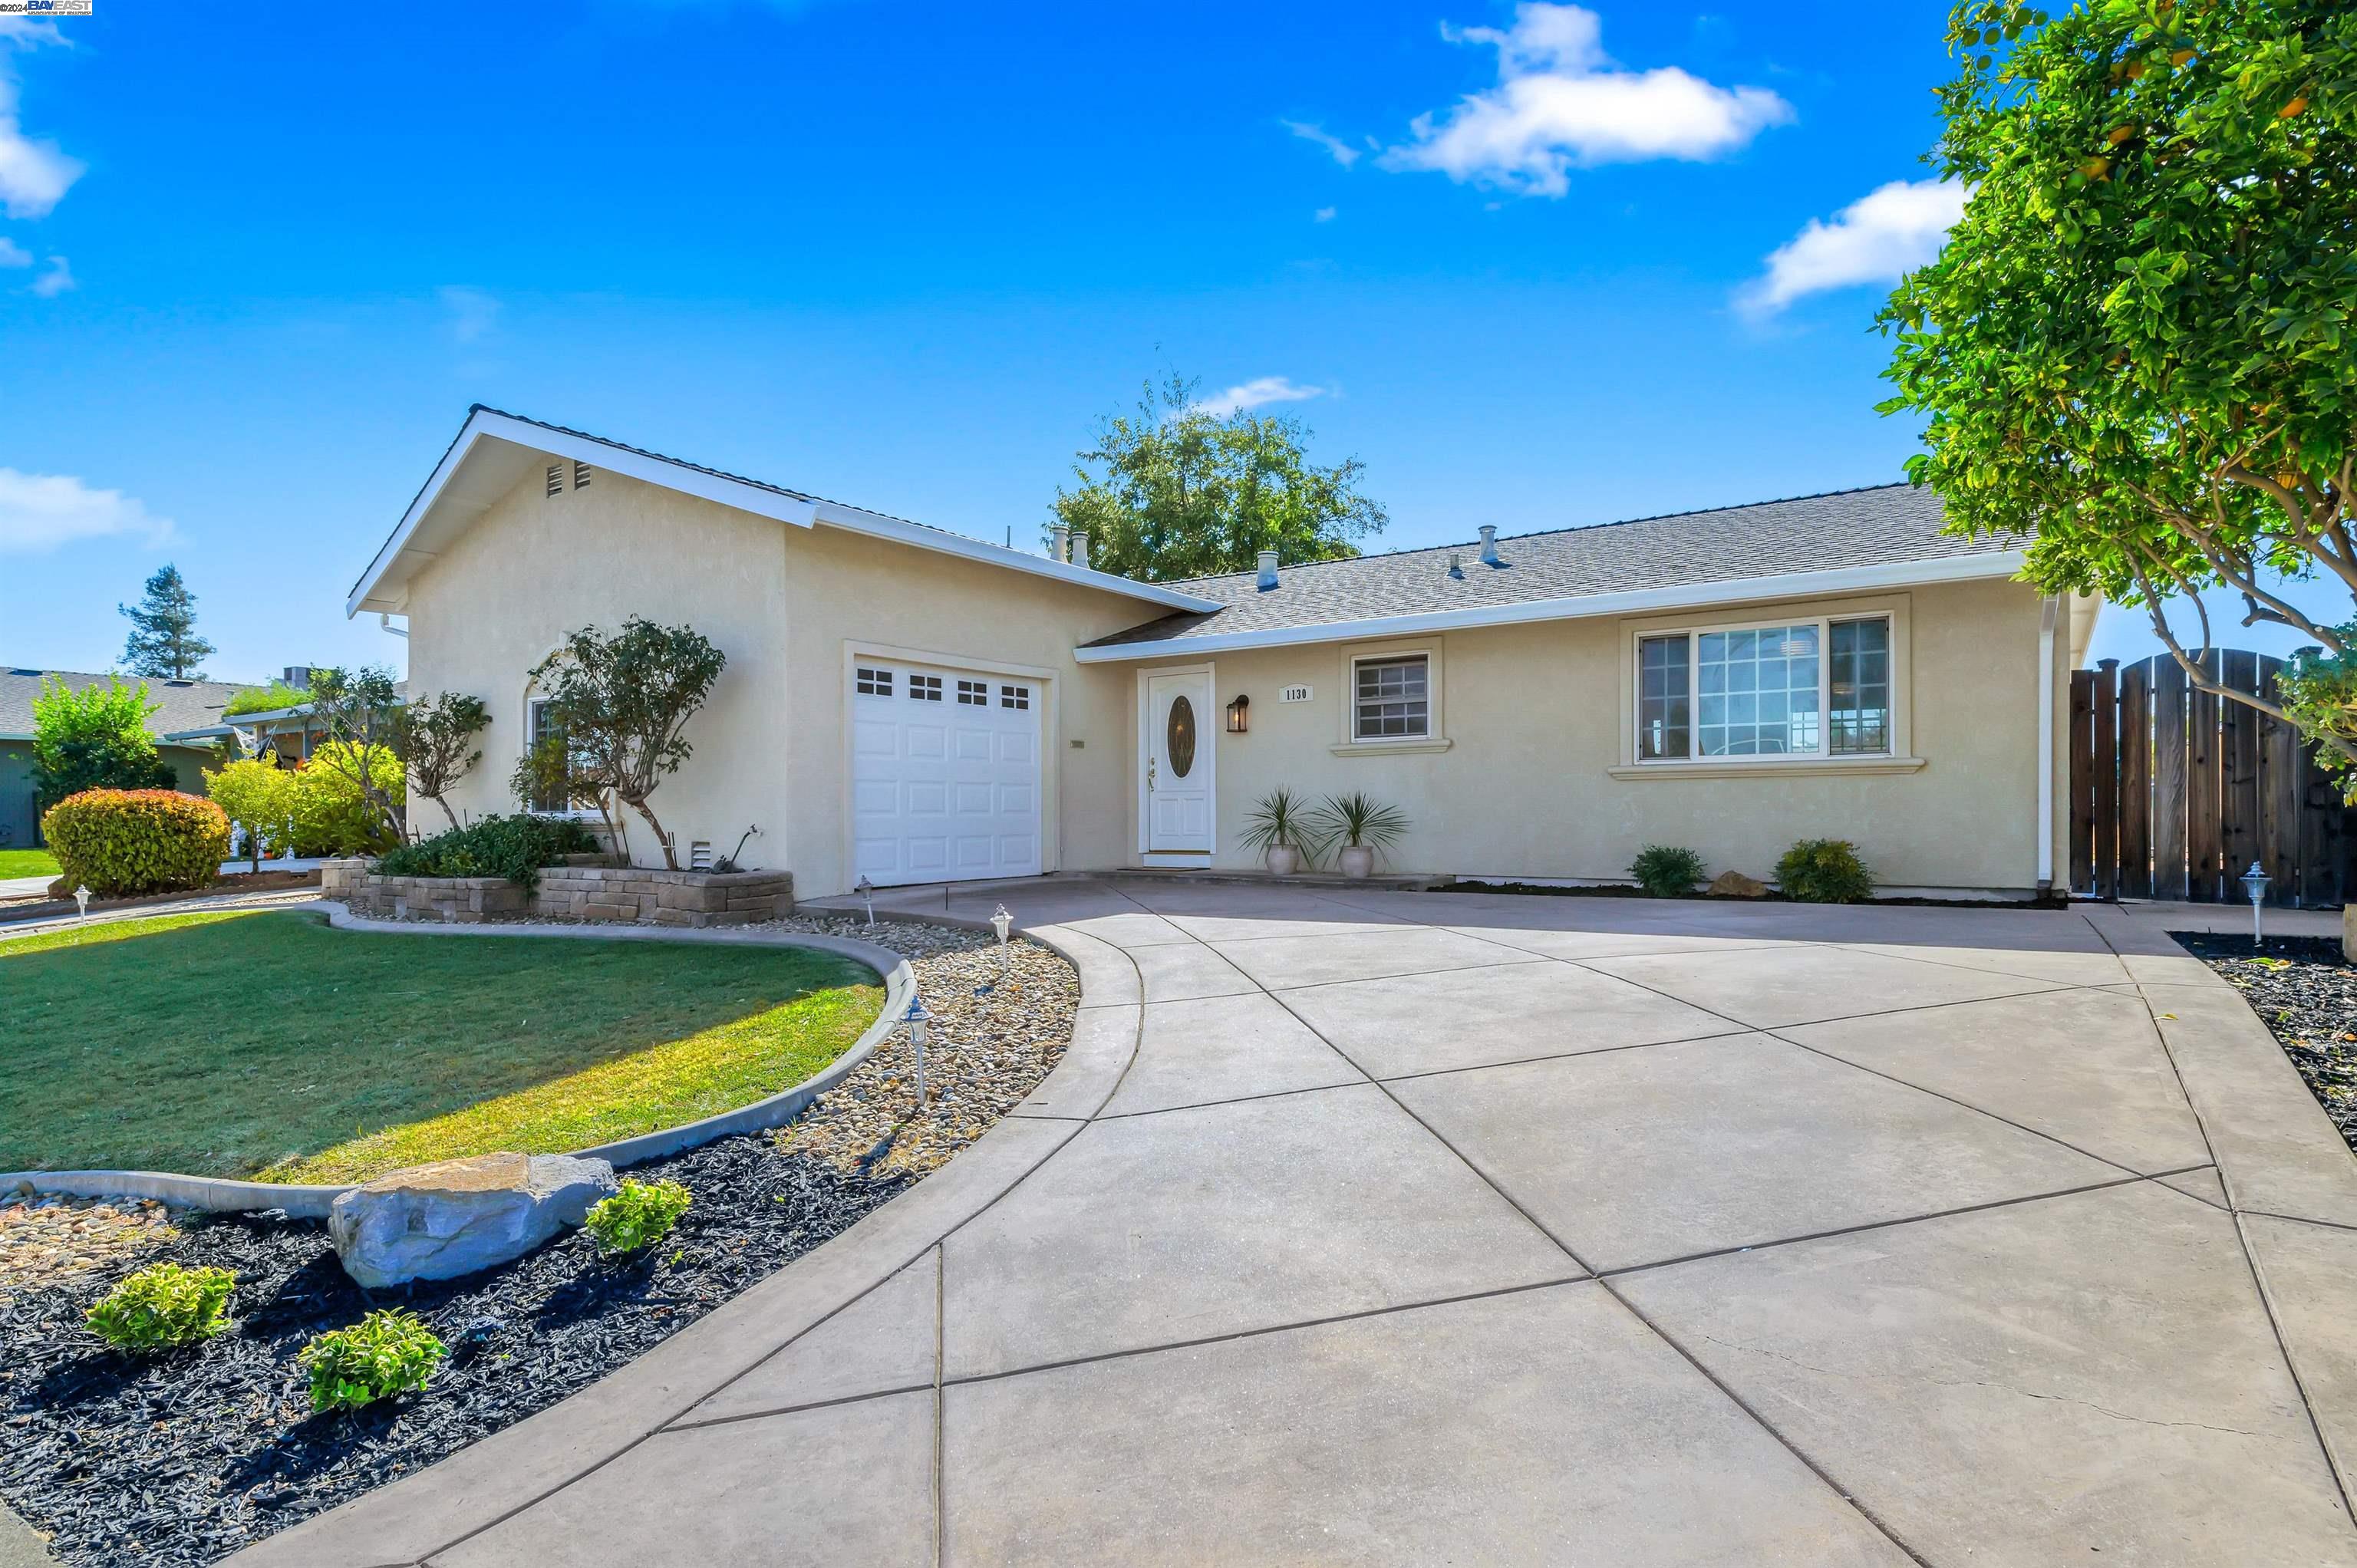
[2069,651,2352,906]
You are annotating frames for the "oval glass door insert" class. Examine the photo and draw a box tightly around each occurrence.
[1166,695,1197,778]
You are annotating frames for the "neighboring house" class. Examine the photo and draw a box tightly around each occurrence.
[0,667,258,848]
[159,668,406,765]
[352,406,2100,900]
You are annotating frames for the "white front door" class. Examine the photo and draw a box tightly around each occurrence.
[1144,669,1213,855]
[851,660,1042,886]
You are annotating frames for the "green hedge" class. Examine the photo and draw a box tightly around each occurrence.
[41,789,229,897]
[1776,838,1875,904]
[376,813,601,891]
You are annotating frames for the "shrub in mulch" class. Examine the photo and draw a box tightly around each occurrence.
[0,1135,910,1568]
[2173,932,2357,1152]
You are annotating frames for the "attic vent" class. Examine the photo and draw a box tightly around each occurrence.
[164,679,194,687]
[546,464,563,499]
[8,667,40,677]
[689,840,713,871]
[574,462,592,491]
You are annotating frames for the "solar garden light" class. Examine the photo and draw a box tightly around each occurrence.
[991,904,1014,979]
[902,992,934,1108]
[855,875,875,927]
[2240,861,2271,949]
[74,884,91,919]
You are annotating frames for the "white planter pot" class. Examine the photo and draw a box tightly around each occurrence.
[1264,845,1303,877]
[1338,845,1375,880]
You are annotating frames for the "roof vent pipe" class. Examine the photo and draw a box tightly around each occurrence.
[1478,524,1501,566]
[1256,548,1280,591]
[1070,529,1089,570]
[1050,523,1070,563]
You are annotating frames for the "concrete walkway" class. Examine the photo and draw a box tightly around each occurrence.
[231,882,2357,1566]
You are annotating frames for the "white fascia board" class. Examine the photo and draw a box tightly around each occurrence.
[806,499,1223,613]
[1073,551,2029,663]
[350,408,1221,618]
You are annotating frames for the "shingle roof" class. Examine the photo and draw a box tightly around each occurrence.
[0,668,262,741]
[1080,483,2021,650]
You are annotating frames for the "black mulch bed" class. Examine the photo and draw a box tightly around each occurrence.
[0,1136,911,1568]
[2174,931,2357,1153]
[1449,879,2069,910]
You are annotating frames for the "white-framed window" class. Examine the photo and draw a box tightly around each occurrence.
[1000,684,1030,710]
[1353,654,1429,740]
[526,699,572,812]
[856,666,893,697]
[957,678,989,706]
[1635,614,1892,763]
[909,674,943,702]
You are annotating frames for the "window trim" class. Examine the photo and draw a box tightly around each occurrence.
[1617,595,1912,772]
[521,690,601,822]
[1333,640,1451,755]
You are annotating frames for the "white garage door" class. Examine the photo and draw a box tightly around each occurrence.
[851,660,1042,886]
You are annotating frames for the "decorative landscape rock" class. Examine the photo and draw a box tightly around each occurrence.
[1708,869,1769,898]
[327,1152,618,1289]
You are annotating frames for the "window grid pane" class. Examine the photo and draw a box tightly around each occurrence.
[909,674,942,701]
[957,679,989,706]
[999,684,1030,710]
[1696,624,1819,756]
[855,667,892,697]
[1354,656,1429,740]
[1829,617,1891,754]
[527,700,569,813]
[1637,635,1689,759]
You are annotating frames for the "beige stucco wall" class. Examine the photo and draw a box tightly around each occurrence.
[1109,576,2055,893]
[401,466,793,866]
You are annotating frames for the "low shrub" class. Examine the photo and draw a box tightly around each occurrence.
[290,742,405,856]
[376,812,602,891]
[1628,844,1706,898]
[85,1263,236,1353]
[1776,838,1875,904]
[41,789,229,897]
[300,1309,446,1412]
[584,1178,694,1256]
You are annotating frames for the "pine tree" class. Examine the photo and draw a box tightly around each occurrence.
[119,564,215,679]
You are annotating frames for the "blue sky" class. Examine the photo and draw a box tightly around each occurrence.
[0,1,2315,685]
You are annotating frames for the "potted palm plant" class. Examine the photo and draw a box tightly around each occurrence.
[1311,790,1409,879]
[1240,787,1321,876]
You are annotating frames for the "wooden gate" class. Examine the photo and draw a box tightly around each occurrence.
[2069,651,2352,906]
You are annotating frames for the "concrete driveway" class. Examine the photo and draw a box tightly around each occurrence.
[235,881,2357,1567]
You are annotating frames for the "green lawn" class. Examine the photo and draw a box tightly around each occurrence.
[1,910,883,1182]
[0,848,60,880]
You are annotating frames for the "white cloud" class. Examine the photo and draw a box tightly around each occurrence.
[0,469,173,554]
[438,284,502,343]
[0,20,82,221]
[1314,206,1337,223]
[1282,119,1362,169]
[28,252,70,295]
[1190,376,1330,418]
[1382,2,1792,197]
[0,235,28,267]
[1740,177,1968,315]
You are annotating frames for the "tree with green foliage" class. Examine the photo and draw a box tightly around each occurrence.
[30,675,176,811]
[394,691,491,832]
[303,666,407,843]
[527,619,726,868]
[1051,374,1388,582]
[1879,0,2357,783]
[118,565,214,680]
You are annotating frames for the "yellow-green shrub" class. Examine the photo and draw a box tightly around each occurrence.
[203,759,298,861]
[41,789,229,897]
[86,1263,236,1353]
[584,1178,694,1256]
[291,742,404,855]
[301,1309,446,1412]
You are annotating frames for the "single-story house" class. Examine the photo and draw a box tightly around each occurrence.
[0,667,257,848]
[159,668,404,766]
[351,406,2099,900]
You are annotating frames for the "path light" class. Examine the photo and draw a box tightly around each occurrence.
[74,884,91,919]
[991,904,1014,980]
[901,993,934,1108]
[855,875,875,927]
[2240,861,2271,948]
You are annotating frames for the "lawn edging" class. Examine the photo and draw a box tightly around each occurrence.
[0,916,915,1217]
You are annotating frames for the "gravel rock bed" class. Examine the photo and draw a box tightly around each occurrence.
[0,1197,180,1300]
[0,917,1077,1567]
[2174,931,2357,1151]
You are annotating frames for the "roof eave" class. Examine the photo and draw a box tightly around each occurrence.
[1073,550,2029,663]
[348,409,1221,618]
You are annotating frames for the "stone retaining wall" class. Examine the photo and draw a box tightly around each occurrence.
[321,858,793,927]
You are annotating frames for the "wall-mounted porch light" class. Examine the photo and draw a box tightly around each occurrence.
[1226,694,1250,733]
